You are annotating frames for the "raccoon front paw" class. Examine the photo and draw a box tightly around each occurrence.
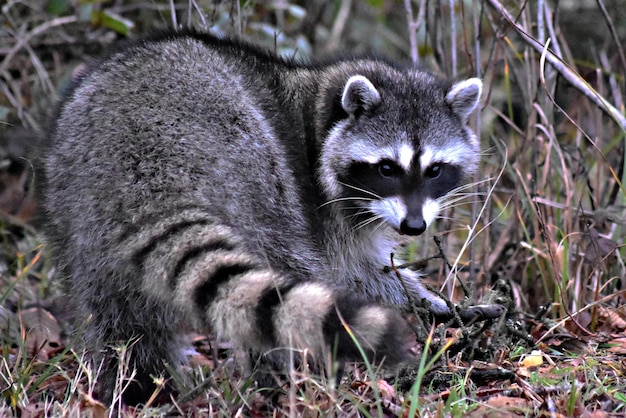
[450,303,506,325]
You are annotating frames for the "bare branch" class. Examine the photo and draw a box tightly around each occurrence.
[325,0,352,52]
[449,0,457,78]
[404,0,427,65]
[0,16,77,76]
[485,0,626,132]
[596,0,626,78]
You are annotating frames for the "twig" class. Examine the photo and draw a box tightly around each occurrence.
[235,0,242,38]
[404,0,427,65]
[542,4,562,59]
[388,253,429,342]
[325,0,352,52]
[168,0,178,28]
[382,253,442,272]
[433,236,470,297]
[469,0,483,287]
[448,0,457,78]
[188,0,207,29]
[595,0,626,79]
[537,0,545,43]
[0,15,78,77]
[484,0,626,132]
[600,51,626,206]
[388,253,420,316]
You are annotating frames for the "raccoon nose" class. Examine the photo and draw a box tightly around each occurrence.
[400,216,426,236]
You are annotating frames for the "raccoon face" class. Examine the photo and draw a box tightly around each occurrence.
[320,73,482,236]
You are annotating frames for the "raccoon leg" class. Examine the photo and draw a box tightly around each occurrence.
[400,271,506,324]
[71,275,185,405]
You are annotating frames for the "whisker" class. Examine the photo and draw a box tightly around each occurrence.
[445,191,487,197]
[369,218,388,234]
[438,197,484,207]
[338,206,370,211]
[345,212,368,221]
[341,207,371,221]
[355,219,382,232]
[433,216,470,226]
[437,191,485,204]
[438,201,484,211]
[354,214,384,231]
[337,181,382,200]
[447,177,494,194]
[318,196,376,209]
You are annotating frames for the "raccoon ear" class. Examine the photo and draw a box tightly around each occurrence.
[446,78,482,122]
[341,75,381,115]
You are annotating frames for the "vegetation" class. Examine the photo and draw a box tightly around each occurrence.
[1,0,625,416]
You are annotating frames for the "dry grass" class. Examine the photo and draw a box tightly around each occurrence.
[1,0,625,416]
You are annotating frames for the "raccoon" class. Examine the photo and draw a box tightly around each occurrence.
[40,31,485,404]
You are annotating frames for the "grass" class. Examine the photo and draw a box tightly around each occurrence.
[2,0,626,416]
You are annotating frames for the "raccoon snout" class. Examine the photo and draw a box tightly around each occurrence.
[399,215,426,236]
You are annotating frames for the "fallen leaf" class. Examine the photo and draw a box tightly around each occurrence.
[606,337,626,354]
[19,307,63,361]
[519,350,543,368]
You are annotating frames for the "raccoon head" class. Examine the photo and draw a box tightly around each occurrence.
[318,67,482,236]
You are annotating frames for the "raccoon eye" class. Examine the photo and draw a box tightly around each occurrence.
[425,164,442,179]
[377,161,402,178]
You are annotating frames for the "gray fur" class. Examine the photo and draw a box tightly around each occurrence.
[39,32,482,404]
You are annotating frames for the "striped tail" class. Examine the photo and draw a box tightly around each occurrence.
[124,207,412,368]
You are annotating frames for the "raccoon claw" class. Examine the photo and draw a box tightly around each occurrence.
[458,304,505,323]
[436,303,505,326]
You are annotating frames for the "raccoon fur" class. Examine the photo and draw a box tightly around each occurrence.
[39,31,484,404]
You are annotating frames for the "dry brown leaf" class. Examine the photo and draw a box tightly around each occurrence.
[0,165,36,220]
[79,391,109,418]
[19,307,63,361]
[519,350,543,368]
[606,337,626,354]
[376,379,396,403]
[583,228,618,265]
[487,394,534,409]
[464,395,533,417]
[597,305,626,332]
[17,402,49,418]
